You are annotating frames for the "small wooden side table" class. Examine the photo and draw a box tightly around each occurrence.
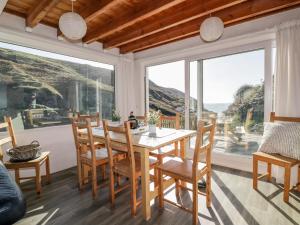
[4,152,51,195]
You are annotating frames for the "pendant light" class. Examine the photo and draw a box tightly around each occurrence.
[59,0,87,40]
[200,16,224,42]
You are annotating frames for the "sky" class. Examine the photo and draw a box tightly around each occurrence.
[0,42,114,70]
[148,49,265,104]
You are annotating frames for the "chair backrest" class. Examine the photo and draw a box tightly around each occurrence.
[270,112,300,123]
[159,113,180,129]
[0,117,17,161]
[192,118,216,178]
[102,120,135,175]
[77,112,100,127]
[71,117,97,163]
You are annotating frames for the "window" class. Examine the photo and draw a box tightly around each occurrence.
[147,60,185,127]
[190,49,265,156]
[0,42,115,129]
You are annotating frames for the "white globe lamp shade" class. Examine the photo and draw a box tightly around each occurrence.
[0,0,8,15]
[200,17,224,42]
[59,12,87,40]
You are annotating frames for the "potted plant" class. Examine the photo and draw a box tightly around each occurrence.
[112,109,121,122]
[147,110,160,135]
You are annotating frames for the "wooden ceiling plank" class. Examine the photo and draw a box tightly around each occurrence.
[83,0,188,43]
[80,0,123,23]
[26,0,61,28]
[103,0,247,49]
[120,0,300,53]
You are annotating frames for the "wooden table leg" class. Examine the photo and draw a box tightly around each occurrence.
[15,168,20,185]
[180,138,187,187]
[35,164,41,195]
[45,156,51,184]
[253,156,258,189]
[141,149,151,221]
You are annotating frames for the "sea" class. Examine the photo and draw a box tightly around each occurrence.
[204,103,231,114]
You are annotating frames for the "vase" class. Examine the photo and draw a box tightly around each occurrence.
[148,124,156,134]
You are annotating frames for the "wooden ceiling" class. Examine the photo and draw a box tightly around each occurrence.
[4,0,300,54]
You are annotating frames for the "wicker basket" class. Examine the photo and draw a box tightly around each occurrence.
[7,141,41,162]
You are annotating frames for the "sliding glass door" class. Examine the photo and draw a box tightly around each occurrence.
[189,49,265,155]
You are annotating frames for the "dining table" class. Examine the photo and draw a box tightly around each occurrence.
[85,126,196,221]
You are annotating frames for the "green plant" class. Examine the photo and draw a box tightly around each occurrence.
[112,109,121,122]
[147,110,160,125]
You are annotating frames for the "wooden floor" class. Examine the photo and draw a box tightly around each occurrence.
[15,165,300,225]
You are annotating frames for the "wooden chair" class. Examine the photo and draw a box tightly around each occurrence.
[71,117,121,199]
[1,116,51,195]
[157,118,216,225]
[253,112,300,202]
[150,113,181,164]
[77,112,100,127]
[102,120,158,216]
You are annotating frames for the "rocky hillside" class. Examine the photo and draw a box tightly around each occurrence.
[149,80,197,115]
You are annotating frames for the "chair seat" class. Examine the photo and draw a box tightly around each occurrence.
[113,157,157,178]
[81,148,118,160]
[158,157,207,182]
[253,152,299,167]
[4,152,50,168]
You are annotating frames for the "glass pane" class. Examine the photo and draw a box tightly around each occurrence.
[0,42,115,130]
[203,49,265,156]
[147,60,185,128]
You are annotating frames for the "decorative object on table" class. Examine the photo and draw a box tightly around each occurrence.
[6,141,41,162]
[200,16,224,42]
[112,108,121,123]
[59,0,87,40]
[198,179,206,189]
[0,0,8,16]
[128,111,138,129]
[253,112,300,203]
[147,110,160,135]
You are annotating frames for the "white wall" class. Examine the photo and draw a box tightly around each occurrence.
[0,12,136,175]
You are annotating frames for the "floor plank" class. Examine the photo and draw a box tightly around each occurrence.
[15,165,300,225]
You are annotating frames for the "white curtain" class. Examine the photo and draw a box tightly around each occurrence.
[274,20,300,184]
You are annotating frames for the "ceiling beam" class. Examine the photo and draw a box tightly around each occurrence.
[26,0,60,28]
[83,0,188,43]
[81,0,123,23]
[103,0,247,49]
[120,0,300,53]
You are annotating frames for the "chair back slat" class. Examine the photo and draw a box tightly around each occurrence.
[103,120,135,176]
[77,112,100,127]
[270,112,300,123]
[192,118,216,178]
[159,113,180,129]
[0,122,9,129]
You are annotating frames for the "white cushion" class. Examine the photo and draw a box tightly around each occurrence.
[258,122,300,160]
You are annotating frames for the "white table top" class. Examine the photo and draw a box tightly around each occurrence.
[90,127,196,150]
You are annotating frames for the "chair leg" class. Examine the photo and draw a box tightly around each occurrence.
[298,165,300,192]
[158,168,164,208]
[45,156,51,184]
[77,161,83,190]
[175,178,180,196]
[192,179,198,225]
[174,141,179,156]
[101,164,106,180]
[206,171,212,208]
[92,165,97,199]
[35,165,41,195]
[253,156,258,190]
[283,166,291,202]
[15,168,20,185]
[267,163,272,182]
[109,171,115,207]
[130,177,137,216]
